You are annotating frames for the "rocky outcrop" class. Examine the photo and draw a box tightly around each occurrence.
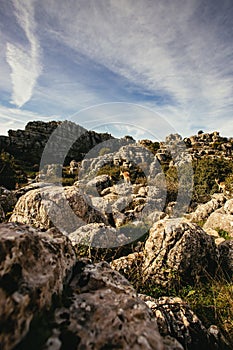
[111,219,219,289]
[43,260,166,350]
[0,223,231,350]
[184,131,233,159]
[0,223,76,350]
[84,174,113,193]
[143,220,218,288]
[69,222,119,246]
[218,240,233,279]
[9,185,107,232]
[139,294,229,350]
[0,121,113,166]
[203,210,233,238]
[189,194,226,223]
[203,198,233,238]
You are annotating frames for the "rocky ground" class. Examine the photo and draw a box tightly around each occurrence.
[0,126,233,349]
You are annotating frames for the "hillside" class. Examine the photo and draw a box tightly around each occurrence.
[0,122,232,350]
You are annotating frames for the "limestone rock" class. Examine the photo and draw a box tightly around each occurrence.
[0,222,76,350]
[218,240,233,278]
[110,252,145,282]
[69,222,127,249]
[140,294,228,350]
[0,187,17,222]
[190,194,226,223]
[224,199,233,215]
[10,185,107,233]
[203,211,233,238]
[85,174,113,193]
[0,121,113,166]
[143,219,218,288]
[44,260,165,350]
[13,182,52,199]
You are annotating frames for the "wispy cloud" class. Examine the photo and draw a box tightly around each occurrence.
[1,0,233,138]
[0,105,55,136]
[40,0,233,135]
[6,0,42,107]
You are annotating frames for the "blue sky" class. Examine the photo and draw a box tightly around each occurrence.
[0,0,233,140]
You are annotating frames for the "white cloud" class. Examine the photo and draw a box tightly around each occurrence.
[1,0,233,138]
[6,0,42,107]
[0,105,54,136]
[40,0,233,135]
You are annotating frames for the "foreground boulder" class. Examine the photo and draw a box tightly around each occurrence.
[140,295,229,350]
[0,223,76,350]
[10,185,107,233]
[43,260,166,350]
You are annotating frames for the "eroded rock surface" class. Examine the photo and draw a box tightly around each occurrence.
[43,260,166,350]
[140,294,229,350]
[190,194,226,223]
[0,187,17,222]
[218,240,233,278]
[0,223,76,350]
[143,220,218,287]
[10,185,107,232]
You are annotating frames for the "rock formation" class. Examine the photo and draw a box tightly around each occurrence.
[0,223,76,350]
[0,187,17,222]
[112,219,219,289]
[140,294,229,350]
[9,185,108,232]
[0,121,113,166]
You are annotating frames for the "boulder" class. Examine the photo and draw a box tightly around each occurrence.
[110,252,145,284]
[13,182,52,199]
[43,260,165,350]
[203,211,233,238]
[0,222,76,350]
[10,185,107,233]
[143,219,218,288]
[85,174,113,193]
[0,187,17,222]
[139,294,228,350]
[224,199,233,215]
[218,240,233,279]
[69,222,127,249]
[190,194,226,223]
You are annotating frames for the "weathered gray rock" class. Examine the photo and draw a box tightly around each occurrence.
[44,260,165,350]
[190,194,226,223]
[10,185,107,233]
[13,182,52,199]
[218,240,233,278]
[139,295,228,350]
[85,174,113,193]
[0,222,76,350]
[143,219,218,288]
[69,222,127,249]
[224,199,233,215]
[0,187,17,222]
[0,203,5,222]
[0,120,113,166]
[110,252,145,283]
[203,210,233,238]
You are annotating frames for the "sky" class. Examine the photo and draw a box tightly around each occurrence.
[0,0,233,140]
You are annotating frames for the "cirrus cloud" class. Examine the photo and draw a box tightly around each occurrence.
[6,0,42,108]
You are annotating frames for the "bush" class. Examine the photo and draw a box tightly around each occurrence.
[192,157,233,203]
[0,152,19,189]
